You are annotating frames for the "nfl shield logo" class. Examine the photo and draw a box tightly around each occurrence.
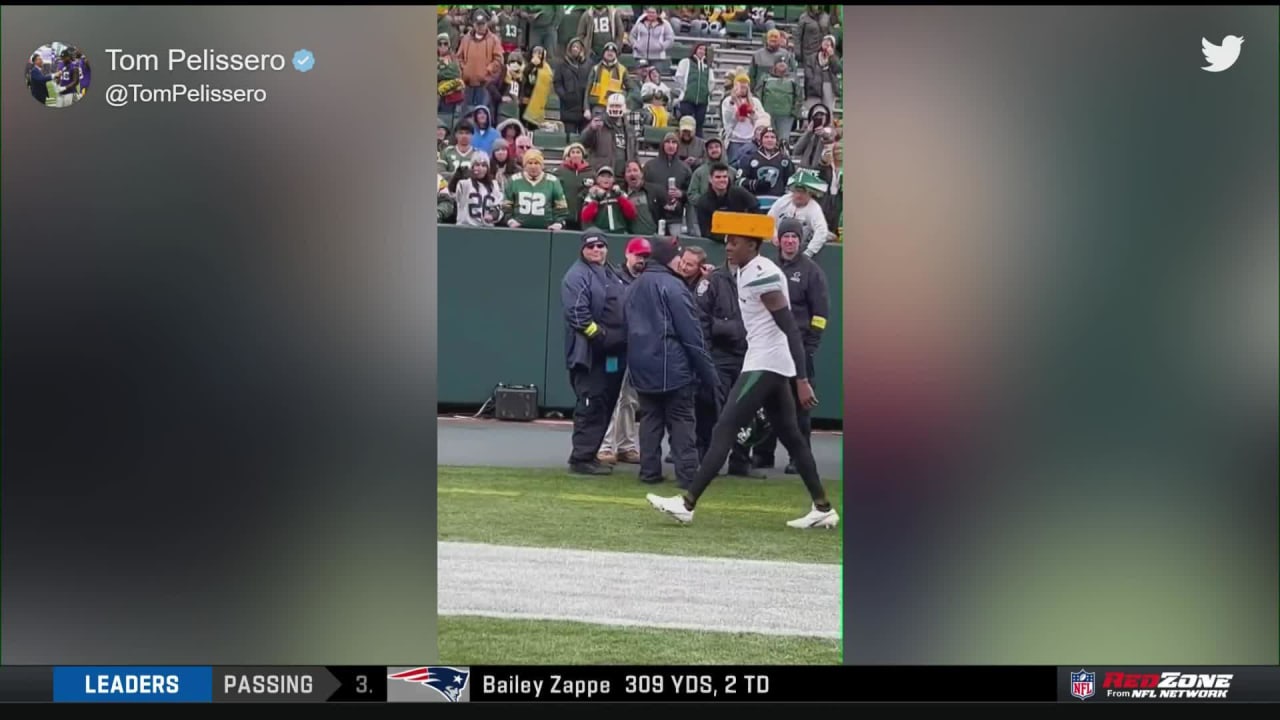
[1070,669,1096,700]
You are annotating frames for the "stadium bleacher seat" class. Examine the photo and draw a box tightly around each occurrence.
[642,126,671,147]
[533,130,567,152]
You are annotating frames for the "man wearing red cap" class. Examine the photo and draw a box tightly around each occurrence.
[598,237,651,465]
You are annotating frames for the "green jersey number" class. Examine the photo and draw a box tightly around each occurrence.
[594,16,611,34]
[518,191,547,216]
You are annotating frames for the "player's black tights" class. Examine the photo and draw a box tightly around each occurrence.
[684,370,829,510]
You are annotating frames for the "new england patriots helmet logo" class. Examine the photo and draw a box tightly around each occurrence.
[389,666,471,702]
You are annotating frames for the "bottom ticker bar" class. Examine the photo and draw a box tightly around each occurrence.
[2,666,1276,703]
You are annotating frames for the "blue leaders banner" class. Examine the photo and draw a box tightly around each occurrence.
[52,667,213,703]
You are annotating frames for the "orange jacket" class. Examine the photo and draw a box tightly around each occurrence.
[456,31,503,87]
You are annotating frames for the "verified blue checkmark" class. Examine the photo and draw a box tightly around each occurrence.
[292,49,315,72]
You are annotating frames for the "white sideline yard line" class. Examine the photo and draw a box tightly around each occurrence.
[438,541,841,640]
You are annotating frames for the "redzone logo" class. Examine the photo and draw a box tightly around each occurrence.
[1103,673,1233,690]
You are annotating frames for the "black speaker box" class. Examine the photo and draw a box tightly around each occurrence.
[493,384,538,421]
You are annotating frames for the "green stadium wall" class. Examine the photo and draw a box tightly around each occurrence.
[438,226,843,422]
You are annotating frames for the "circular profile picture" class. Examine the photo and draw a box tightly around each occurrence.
[25,41,91,108]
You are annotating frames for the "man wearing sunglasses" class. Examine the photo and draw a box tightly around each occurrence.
[561,229,629,476]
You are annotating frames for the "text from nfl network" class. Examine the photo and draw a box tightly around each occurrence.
[101,48,314,107]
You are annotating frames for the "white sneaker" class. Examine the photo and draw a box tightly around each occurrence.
[647,493,694,524]
[786,504,839,529]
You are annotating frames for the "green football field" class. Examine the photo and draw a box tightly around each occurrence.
[438,616,842,665]
[437,465,842,665]
[438,465,843,564]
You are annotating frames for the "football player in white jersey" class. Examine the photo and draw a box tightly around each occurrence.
[647,212,838,529]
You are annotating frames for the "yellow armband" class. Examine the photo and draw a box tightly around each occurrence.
[810,316,827,330]
[583,321,600,337]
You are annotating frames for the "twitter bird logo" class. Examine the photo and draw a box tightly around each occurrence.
[1201,35,1243,72]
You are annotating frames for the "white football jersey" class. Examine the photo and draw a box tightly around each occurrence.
[737,254,796,377]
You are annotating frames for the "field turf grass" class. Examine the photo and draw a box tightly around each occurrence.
[437,465,842,565]
[438,616,842,665]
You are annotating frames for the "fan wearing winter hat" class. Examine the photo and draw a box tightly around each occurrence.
[437,33,465,116]
[436,117,450,156]
[585,42,630,118]
[580,166,636,234]
[502,148,568,230]
[738,126,794,197]
[451,152,500,228]
[720,72,764,164]
[456,9,504,114]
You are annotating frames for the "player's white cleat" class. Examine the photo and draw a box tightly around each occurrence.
[647,494,694,524]
[786,504,839,529]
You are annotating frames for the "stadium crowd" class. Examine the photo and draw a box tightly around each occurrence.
[437,5,843,251]
[436,6,838,481]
